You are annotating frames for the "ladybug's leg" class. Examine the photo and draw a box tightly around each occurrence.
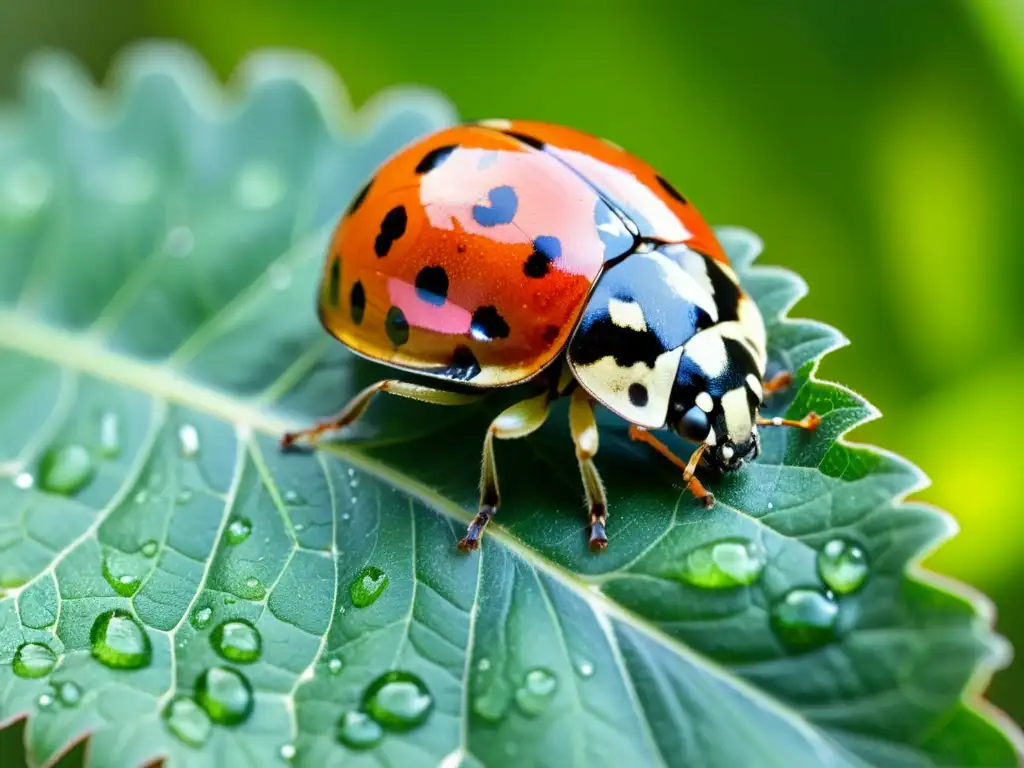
[568,388,609,551]
[762,371,793,397]
[458,391,552,552]
[757,413,821,431]
[627,426,715,508]
[281,380,480,449]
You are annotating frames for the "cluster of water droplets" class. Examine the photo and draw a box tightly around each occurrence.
[336,671,435,750]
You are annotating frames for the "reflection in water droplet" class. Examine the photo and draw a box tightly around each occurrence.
[13,642,57,678]
[817,538,869,595]
[576,659,594,678]
[226,518,252,545]
[178,424,200,458]
[770,589,839,650]
[190,606,213,630]
[102,552,142,597]
[56,681,81,707]
[350,567,389,608]
[240,576,266,600]
[90,609,152,669]
[675,538,766,588]
[37,692,55,710]
[279,743,297,761]
[38,445,95,496]
[14,472,34,490]
[336,710,384,750]
[362,671,434,731]
[140,540,159,558]
[2,159,52,217]
[211,619,261,664]
[515,668,558,716]
[235,161,285,210]
[164,225,195,258]
[163,696,212,747]
[327,656,343,675]
[195,666,254,725]
[99,412,121,458]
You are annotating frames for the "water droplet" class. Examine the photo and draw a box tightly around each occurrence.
[102,553,142,597]
[37,445,95,496]
[226,518,252,545]
[98,412,120,458]
[279,743,297,761]
[14,471,34,490]
[336,710,383,750]
[770,589,839,650]
[294,523,305,532]
[341,512,351,522]
[514,668,558,716]
[235,161,285,210]
[56,681,81,707]
[140,540,159,558]
[164,225,195,258]
[817,538,869,595]
[349,478,359,489]
[176,489,194,505]
[283,489,304,504]
[349,497,358,506]
[268,263,292,291]
[766,502,775,510]
[2,159,52,217]
[190,606,213,630]
[675,538,766,588]
[195,666,254,726]
[133,489,149,504]
[576,659,594,678]
[350,567,389,608]
[327,656,343,675]
[90,609,152,669]
[472,690,509,722]
[211,619,261,664]
[178,424,200,458]
[163,696,211,747]
[37,692,55,710]
[12,642,57,678]
[362,671,433,732]
[476,658,491,672]
[240,576,266,600]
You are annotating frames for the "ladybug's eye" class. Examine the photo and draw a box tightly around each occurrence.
[678,406,711,443]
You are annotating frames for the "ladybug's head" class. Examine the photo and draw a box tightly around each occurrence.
[668,327,765,473]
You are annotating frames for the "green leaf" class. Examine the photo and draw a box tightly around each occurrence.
[0,42,1019,768]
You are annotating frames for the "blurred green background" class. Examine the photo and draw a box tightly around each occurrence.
[2,0,1021,727]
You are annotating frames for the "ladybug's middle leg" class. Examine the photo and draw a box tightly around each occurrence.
[569,388,610,552]
[458,391,552,552]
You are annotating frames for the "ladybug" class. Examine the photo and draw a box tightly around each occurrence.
[282,119,820,552]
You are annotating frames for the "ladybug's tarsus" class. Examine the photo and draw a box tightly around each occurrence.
[762,371,794,398]
[757,412,822,431]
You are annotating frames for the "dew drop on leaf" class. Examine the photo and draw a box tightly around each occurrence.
[226,517,252,545]
[37,444,95,496]
[14,471,34,490]
[283,489,305,505]
[140,540,159,558]
[163,696,212,747]
[190,606,213,630]
[476,658,491,672]
[575,659,594,678]
[675,538,766,588]
[98,412,121,458]
[471,689,509,723]
[817,538,869,595]
[211,619,261,664]
[178,424,200,457]
[90,609,152,669]
[176,489,194,505]
[361,671,434,732]
[336,710,384,750]
[514,667,558,716]
[350,566,389,608]
[101,552,142,597]
[279,743,297,761]
[37,692,55,710]
[12,642,56,678]
[770,588,839,650]
[194,666,254,726]
[56,680,81,707]
[326,656,343,675]
[240,576,266,600]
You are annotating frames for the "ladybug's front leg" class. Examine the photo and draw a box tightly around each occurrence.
[459,391,552,552]
[628,426,715,508]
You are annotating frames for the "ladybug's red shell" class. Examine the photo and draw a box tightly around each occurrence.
[316,121,726,388]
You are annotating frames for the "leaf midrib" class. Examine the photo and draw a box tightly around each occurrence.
[0,308,849,757]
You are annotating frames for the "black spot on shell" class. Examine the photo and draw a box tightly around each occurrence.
[350,281,365,324]
[347,180,371,215]
[415,145,457,174]
[523,235,561,278]
[542,325,561,343]
[375,205,408,257]
[503,131,545,151]
[470,306,510,342]
[628,383,649,407]
[655,175,687,204]
[385,306,409,346]
[327,257,340,307]
[445,345,481,381]
[415,266,448,306]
